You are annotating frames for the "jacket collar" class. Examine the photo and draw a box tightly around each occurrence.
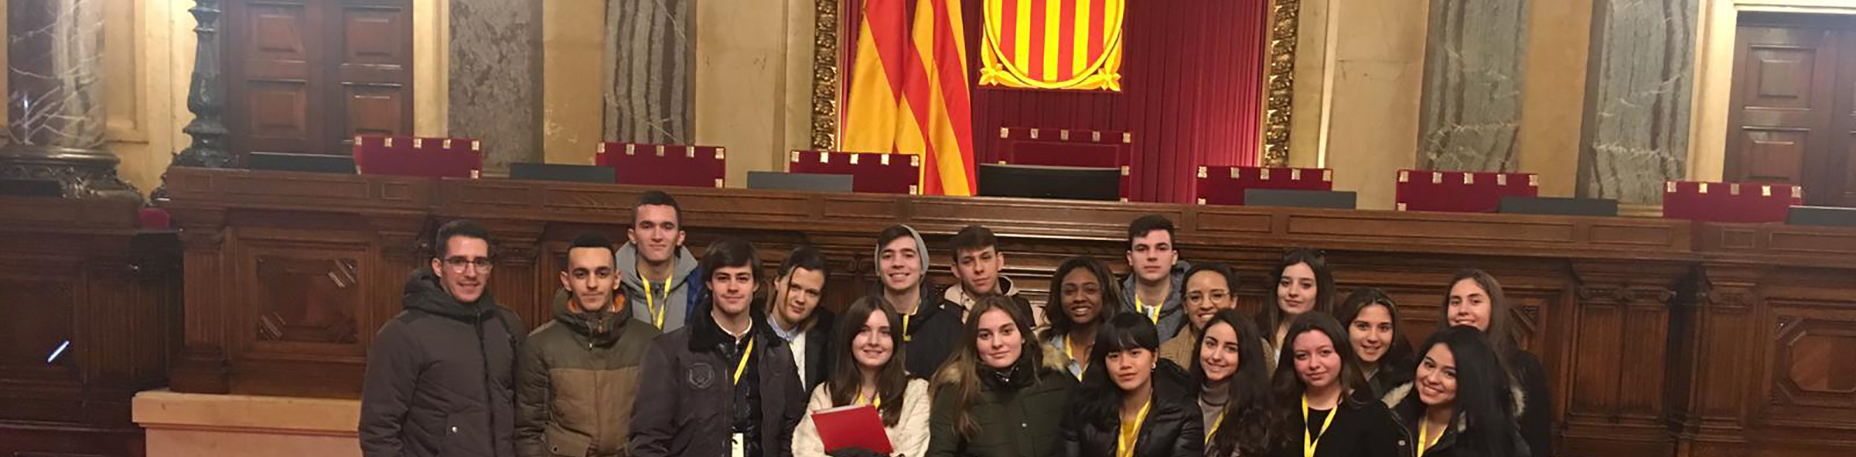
[552,288,628,347]
[402,267,499,322]
[687,296,770,353]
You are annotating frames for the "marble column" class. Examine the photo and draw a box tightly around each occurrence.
[450,0,544,175]
[1578,0,1694,204]
[1417,0,1530,172]
[0,0,135,199]
[605,0,696,144]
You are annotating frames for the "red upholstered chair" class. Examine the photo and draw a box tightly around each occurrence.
[995,127,1132,201]
[352,135,483,179]
[1195,166,1333,205]
[1395,169,1539,212]
[1663,181,1802,223]
[595,142,727,188]
[787,150,921,194]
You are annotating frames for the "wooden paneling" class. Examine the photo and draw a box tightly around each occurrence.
[226,0,412,162]
[157,167,1856,457]
[0,198,181,457]
[1729,15,1856,206]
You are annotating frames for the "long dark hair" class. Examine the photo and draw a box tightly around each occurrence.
[825,296,909,427]
[1073,313,1165,426]
[931,295,1046,438]
[1271,312,1371,410]
[1257,248,1336,340]
[1042,257,1125,341]
[1442,269,1520,359]
[1196,311,1279,457]
[1335,287,1416,374]
[1418,326,1520,457]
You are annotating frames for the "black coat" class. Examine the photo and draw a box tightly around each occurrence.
[1508,351,1552,457]
[927,366,1079,457]
[1267,392,1399,457]
[1059,362,1204,457]
[627,301,807,457]
[1380,382,1530,457]
[896,286,964,378]
[793,310,836,393]
[360,268,527,457]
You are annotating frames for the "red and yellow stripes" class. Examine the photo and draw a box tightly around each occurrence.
[980,0,1124,91]
[844,0,977,196]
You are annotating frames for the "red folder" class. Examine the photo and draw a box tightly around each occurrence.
[812,404,893,454]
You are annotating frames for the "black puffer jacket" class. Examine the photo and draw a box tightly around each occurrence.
[627,299,806,457]
[1059,361,1204,457]
[1380,382,1530,457]
[361,267,527,457]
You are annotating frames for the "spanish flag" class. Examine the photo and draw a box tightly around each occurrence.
[844,0,976,196]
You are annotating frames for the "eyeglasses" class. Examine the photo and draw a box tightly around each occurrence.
[442,257,494,273]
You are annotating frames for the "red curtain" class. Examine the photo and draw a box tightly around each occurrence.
[843,0,1268,203]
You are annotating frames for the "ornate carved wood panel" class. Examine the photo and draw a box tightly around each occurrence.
[1729,14,1856,207]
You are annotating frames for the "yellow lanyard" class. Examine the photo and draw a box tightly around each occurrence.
[902,314,912,342]
[855,390,883,409]
[640,271,672,328]
[1301,396,1338,457]
[1417,418,1443,456]
[731,337,756,386]
[1117,400,1152,457]
[1205,410,1226,445]
[1136,295,1160,325]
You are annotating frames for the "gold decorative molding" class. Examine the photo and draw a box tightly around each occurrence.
[810,0,842,151]
[1263,0,1299,166]
[810,0,1301,164]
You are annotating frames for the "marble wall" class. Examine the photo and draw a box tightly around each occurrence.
[1578,0,1696,204]
[6,0,106,151]
[449,0,543,174]
[1417,0,1530,172]
[607,0,696,145]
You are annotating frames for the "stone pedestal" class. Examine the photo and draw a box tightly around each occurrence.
[0,0,135,199]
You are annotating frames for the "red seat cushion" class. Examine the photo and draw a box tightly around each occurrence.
[996,127,1132,200]
[353,136,483,179]
[596,143,727,188]
[1196,166,1334,205]
[1662,181,1802,223]
[1395,169,1539,213]
[787,150,921,194]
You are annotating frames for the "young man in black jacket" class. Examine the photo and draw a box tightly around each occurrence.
[361,220,526,457]
[874,224,963,378]
[942,225,1036,327]
[629,238,806,457]
[766,245,834,392]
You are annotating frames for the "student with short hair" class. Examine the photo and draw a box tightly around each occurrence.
[1158,262,1241,366]
[791,296,932,457]
[1040,257,1126,380]
[1122,215,1192,340]
[874,224,964,377]
[515,233,660,457]
[944,225,1036,325]
[926,296,1077,457]
[628,238,806,457]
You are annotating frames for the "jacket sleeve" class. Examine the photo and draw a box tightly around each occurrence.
[628,341,678,457]
[1516,352,1554,457]
[1057,409,1083,457]
[358,321,419,457]
[894,382,933,457]
[775,358,808,457]
[514,336,550,457]
[1171,407,1204,457]
[792,388,829,457]
[924,387,961,457]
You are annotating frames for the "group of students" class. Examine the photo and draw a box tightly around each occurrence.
[357,190,1553,457]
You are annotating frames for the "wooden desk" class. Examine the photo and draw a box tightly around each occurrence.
[159,167,1856,457]
[0,197,181,457]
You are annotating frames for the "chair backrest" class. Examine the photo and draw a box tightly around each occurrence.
[352,136,483,179]
[595,142,727,188]
[996,127,1131,201]
[1195,166,1333,205]
[1395,169,1538,212]
[1664,181,1802,223]
[787,150,921,194]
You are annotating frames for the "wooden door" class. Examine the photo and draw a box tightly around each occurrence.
[1728,14,1856,206]
[225,0,414,162]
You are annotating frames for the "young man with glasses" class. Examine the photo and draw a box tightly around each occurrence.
[362,220,527,457]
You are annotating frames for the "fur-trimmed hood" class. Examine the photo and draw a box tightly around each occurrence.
[1380,381,1528,430]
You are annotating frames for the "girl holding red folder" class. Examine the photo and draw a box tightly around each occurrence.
[792,296,931,457]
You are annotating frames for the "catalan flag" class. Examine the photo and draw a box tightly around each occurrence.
[844,0,977,196]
